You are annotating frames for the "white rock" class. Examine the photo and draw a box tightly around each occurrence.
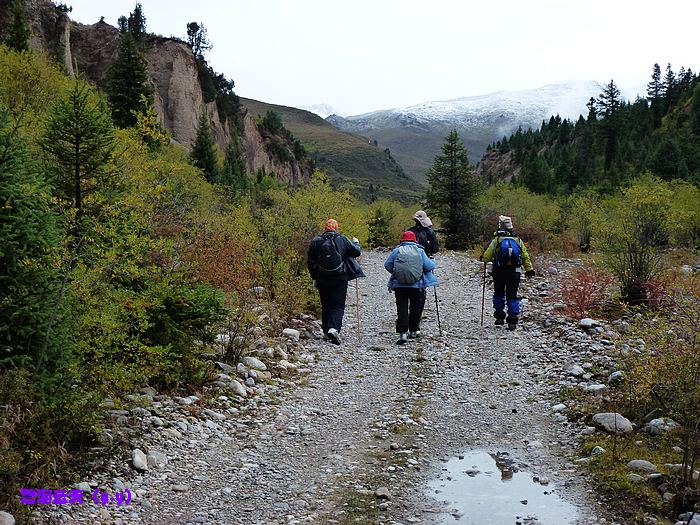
[592,412,633,434]
[242,356,267,371]
[586,384,608,394]
[132,449,148,471]
[282,328,300,341]
[568,365,585,377]
[578,318,599,329]
[279,360,298,373]
[551,403,567,413]
[229,380,248,398]
[0,512,15,525]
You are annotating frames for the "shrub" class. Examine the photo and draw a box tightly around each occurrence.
[595,177,672,304]
[560,266,616,319]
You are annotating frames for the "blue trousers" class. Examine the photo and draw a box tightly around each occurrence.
[492,268,520,323]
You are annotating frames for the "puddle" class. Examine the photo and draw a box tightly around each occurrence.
[427,450,579,524]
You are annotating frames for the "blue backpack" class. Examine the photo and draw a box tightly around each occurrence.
[495,237,522,267]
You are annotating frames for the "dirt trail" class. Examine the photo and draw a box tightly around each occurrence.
[36,251,607,525]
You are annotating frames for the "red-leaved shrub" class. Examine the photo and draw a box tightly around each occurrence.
[560,267,616,319]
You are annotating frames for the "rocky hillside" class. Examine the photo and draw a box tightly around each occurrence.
[242,97,423,203]
[0,0,310,185]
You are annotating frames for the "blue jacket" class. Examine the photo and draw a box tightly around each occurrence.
[384,241,438,290]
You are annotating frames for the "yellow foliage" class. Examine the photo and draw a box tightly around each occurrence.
[0,46,69,134]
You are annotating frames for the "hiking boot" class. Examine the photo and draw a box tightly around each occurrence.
[408,330,421,339]
[507,322,517,331]
[396,333,408,345]
[327,328,341,345]
[495,318,505,326]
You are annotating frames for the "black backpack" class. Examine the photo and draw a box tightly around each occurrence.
[317,233,346,276]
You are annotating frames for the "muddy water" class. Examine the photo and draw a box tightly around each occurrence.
[427,450,580,525]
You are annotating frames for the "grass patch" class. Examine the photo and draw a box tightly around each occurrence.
[582,433,686,523]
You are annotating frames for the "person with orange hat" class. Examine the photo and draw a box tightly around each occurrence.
[384,230,438,345]
[307,218,362,345]
[408,210,440,256]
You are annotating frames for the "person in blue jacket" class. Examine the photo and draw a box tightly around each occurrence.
[384,231,438,345]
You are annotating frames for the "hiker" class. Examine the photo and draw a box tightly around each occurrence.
[480,215,535,330]
[384,231,438,345]
[307,219,362,345]
[408,210,440,256]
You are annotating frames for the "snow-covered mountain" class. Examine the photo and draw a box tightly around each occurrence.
[326,81,639,181]
[298,103,346,119]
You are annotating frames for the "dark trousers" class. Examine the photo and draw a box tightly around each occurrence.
[492,268,521,323]
[317,279,348,334]
[394,288,427,333]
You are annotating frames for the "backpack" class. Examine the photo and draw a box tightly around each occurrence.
[317,233,346,276]
[393,244,423,284]
[495,236,522,267]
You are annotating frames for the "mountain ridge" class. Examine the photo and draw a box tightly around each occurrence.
[326,80,644,181]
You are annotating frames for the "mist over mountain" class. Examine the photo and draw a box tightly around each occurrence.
[298,103,347,119]
[326,81,642,181]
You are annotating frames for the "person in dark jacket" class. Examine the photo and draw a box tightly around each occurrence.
[408,210,439,256]
[307,219,362,345]
[384,231,438,345]
[480,215,534,331]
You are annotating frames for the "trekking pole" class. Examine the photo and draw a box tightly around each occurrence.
[480,262,486,326]
[433,286,443,337]
[355,280,361,343]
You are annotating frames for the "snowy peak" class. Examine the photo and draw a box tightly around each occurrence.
[298,103,346,119]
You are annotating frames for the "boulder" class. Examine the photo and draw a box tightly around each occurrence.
[0,511,15,525]
[591,412,633,434]
[627,460,658,474]
[131,449,148,471]
[242,356,267,371]
[645,418,679,436]
[229,380,247,398]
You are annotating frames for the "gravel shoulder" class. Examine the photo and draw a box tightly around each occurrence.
[32,250,612,525]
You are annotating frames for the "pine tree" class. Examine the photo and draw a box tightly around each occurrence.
[42,79,115,221]
[662,63,678,112]
[425,130,482,249]
[647,63,662,127]
[596,80,622,170]
[186,22,212,60]
[190,111,218,183]
[106,32,152,128]
[218,133,248,192]
[5,0,30,52]
[127,2,147,44]
[0,112,59,368]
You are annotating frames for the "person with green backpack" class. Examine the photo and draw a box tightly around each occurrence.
[384,231,438,345]
[480,215,535,330]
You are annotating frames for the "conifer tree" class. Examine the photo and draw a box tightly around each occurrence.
[219,133,248,192]
[127,2,147,44]
[106,31,152,128]
[425,130,482,249]
[0,112,59,367]
[186,22,212,60]
[5,0,30,52]
[596,80,622,170]
[662,63,678,112]
[42,79,115,221]
[190,111,218,183]
[647,63,662,127]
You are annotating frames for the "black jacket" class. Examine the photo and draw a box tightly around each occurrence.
[408,224,440,256]
[307,231,362,281]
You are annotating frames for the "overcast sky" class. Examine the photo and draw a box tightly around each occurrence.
[65,0,699,116]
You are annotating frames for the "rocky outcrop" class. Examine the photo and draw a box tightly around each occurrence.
[0,0,310,184]
[476,148,520,184]
[241,110,308,185]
